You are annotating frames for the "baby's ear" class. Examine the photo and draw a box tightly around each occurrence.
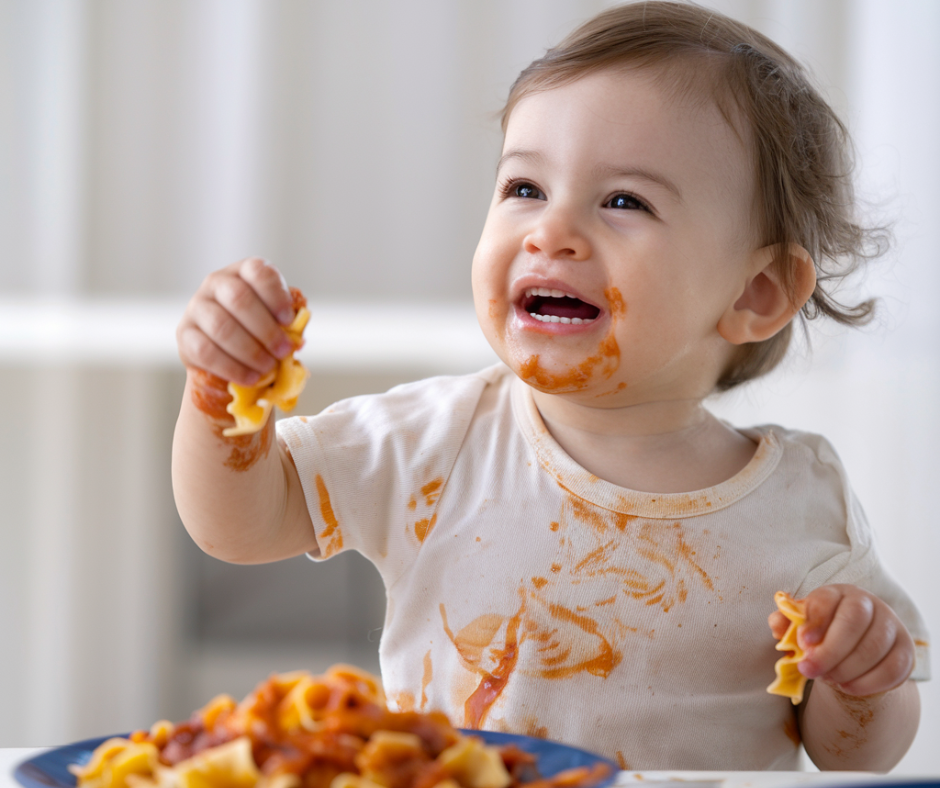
[717,244,816,345]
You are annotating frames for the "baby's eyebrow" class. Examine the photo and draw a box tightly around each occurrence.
[594,163,683,202]
[495,148,543,175]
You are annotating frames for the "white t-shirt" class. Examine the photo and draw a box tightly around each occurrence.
[278,364,930,771]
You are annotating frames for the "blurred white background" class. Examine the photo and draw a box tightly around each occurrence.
[0,0,937,774]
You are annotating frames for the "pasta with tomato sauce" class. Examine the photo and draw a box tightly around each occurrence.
[70,665,611,788]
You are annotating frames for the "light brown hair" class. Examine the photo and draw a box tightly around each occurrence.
[501,1,886,390]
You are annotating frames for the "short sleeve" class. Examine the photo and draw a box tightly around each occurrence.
[276,366,504,587]
[793,434,930,681]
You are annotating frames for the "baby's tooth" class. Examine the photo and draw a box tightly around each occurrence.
[571,317,583,325]
[550,289,564,298]
[560,317,571,324]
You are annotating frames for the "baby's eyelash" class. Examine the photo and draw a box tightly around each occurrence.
[498,177,544,200]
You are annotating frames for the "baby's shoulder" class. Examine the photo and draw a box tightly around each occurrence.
[283,364,512,443]
[735,423,853,502]
[738,423,845,465]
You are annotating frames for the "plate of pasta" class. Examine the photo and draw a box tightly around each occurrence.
[14,665,617,788]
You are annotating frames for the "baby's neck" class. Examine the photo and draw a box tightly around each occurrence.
[531,390,757,494]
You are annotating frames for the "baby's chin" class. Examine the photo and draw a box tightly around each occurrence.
[500,347,623,398]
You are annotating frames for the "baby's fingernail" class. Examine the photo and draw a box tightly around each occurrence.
[801,628,821,646]
[274,338,293,358]
[798,659,820,679]
[244,371,261,385]
[278,308,295,325]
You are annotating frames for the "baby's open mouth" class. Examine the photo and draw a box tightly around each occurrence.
[521,287,601,324]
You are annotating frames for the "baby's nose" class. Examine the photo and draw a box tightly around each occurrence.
[523,205,591,261]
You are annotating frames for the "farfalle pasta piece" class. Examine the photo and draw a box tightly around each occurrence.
[224,288,311,437]
[767,590,808,705]
[437,736,511,788]
[170,737,261,788]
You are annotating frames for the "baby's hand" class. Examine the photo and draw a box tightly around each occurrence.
[177,258,298,386]
[770,584,915,697]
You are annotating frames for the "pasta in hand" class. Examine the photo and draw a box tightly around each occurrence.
[224,287,311,437]
[767,591,808,705]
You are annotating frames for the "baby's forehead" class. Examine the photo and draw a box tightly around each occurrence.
[505,65,755,176]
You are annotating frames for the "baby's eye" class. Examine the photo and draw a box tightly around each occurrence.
[606,193,648,211]
[515,183,542,199]
[500,179,545,201]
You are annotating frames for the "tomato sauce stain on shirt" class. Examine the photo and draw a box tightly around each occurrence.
[421,478,444,506]
[441,601,525,729]
[420,650,433,710]
[415,514,437,543]
[462,611,522,728]
[539,601,621,678]
[389,690,416,712]
[315,474,344,557]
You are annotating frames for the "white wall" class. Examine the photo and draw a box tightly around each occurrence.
[0,0,936,773]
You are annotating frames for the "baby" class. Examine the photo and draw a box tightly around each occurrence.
[172,1,929,773]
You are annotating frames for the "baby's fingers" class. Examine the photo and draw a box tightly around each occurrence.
[178,316,267,386]
[212,263,295,360]
[799,589,874,679]
[190,298,281,381]
[237,257,297,327]
[820,601,894,685]
[797,585,841,649]
[834,621,914,696]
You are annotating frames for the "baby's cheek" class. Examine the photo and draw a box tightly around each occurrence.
[486,298,506,339]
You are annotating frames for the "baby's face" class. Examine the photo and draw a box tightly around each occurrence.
[472,68,760,405]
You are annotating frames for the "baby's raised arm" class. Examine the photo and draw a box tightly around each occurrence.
[172,258,316,564]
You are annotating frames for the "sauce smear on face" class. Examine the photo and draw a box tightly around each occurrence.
[518,288,625,393]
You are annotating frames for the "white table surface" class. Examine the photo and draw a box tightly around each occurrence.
[5,748,937,788]
[2,751,36,788]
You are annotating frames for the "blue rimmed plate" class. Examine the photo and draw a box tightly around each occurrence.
[14,730,618,788]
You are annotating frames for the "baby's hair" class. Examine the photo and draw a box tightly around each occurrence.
[501,1,887,390]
